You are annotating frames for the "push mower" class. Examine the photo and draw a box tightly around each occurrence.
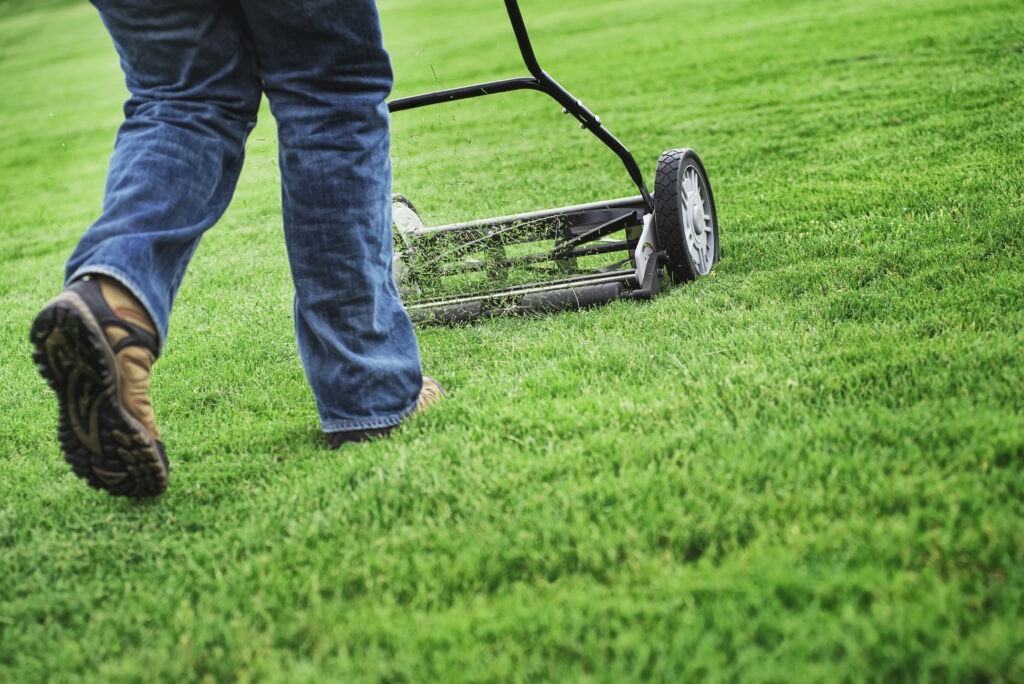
[388,0,719,323]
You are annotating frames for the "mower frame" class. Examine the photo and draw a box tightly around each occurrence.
[388,0,703,323]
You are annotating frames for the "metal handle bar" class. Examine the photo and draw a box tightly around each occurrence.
[388,0,655,214]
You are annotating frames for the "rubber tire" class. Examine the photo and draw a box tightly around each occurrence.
[653,148,719,283]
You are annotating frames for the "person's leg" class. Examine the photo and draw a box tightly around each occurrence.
[68,0,263,346]
[32,0,261,497]
[236,0,425,436]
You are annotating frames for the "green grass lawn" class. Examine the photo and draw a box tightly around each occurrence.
[2,0,1023,680]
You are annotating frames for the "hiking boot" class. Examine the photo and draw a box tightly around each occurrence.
[326,375,445,448]
[30,276,167,497]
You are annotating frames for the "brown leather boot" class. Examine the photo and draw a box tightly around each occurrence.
[30,276,167,497]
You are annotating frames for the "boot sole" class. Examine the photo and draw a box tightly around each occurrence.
[30,291,168,498]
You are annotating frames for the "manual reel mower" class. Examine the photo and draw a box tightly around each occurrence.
[389,0,719,324]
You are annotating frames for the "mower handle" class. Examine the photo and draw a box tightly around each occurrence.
[388,0,655,213]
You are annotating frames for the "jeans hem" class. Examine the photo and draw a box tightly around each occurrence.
[66,264,165,353]
[320,400,417,434]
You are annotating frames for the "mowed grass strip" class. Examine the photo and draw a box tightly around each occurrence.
[1,0,1022,680]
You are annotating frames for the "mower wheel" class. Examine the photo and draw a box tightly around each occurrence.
[653,148,719,282]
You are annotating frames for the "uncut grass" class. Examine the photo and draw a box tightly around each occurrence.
[2,0,1023,681]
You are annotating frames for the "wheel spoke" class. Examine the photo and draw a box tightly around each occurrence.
[683,172,696,198]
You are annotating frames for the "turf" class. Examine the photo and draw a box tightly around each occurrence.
[1,0,1022,680]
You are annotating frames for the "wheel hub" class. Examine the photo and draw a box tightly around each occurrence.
[690,201,706,236]
[679,165,712,271]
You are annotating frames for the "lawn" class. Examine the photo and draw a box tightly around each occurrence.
[1,0,1022,680]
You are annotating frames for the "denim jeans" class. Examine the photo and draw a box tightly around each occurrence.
[68,0,423,433]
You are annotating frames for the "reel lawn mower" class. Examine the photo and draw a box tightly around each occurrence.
[388,0,719,324]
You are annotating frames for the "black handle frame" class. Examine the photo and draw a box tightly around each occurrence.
[388,0,654,214]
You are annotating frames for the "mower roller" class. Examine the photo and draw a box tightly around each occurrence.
[388,0,719,324]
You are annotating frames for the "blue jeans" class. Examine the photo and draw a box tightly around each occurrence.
[68,0,423,434]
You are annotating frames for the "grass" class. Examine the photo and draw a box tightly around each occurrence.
[1,0,1023,680]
